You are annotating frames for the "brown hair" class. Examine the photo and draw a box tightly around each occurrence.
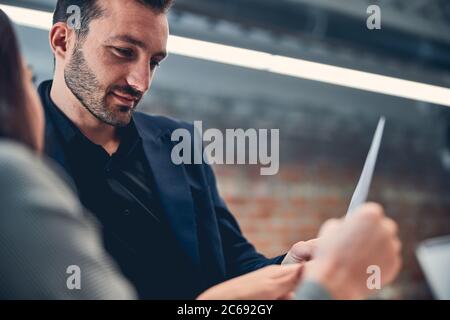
[0,9,37,150]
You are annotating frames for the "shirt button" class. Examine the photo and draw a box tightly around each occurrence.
[123,209,131,216]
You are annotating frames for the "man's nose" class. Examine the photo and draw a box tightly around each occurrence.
[126,61,151,94]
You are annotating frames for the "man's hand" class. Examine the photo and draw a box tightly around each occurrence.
[301,202,402,299]
[197,264,303,300]
[282,239,319,265]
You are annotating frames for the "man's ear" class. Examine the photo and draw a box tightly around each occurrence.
[49,22,75,61]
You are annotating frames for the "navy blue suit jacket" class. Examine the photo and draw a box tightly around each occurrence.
[40,83,284,298]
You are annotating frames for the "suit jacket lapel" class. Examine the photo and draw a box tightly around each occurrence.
[134,114,200,268]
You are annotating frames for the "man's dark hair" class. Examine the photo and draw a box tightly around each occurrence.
[53,0,173,40]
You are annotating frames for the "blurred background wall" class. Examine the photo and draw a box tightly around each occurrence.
[3,0,450,299]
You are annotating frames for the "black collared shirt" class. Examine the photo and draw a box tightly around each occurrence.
[40,81,198,299]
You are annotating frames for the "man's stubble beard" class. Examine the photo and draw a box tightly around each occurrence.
[64,44,132,127]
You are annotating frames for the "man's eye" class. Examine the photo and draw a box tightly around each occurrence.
[150,60,161,69]
[113,47,133,58]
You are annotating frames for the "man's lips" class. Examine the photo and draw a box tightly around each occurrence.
[110,92,138,106]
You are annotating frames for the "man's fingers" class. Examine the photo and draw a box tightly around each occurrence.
[361,202,385,217]
[272,266,302,293]
[269,264,303,279]
[278,291,295,300]
[393,238,402,253]
[350,202,385,223]
[306,238,319,248]
[383,218,399,236]
[318,218,342,237]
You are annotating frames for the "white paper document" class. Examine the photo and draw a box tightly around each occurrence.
[346,117,385,217]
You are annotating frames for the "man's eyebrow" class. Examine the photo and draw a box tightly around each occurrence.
[107,35,147,49]
[106,35,168,58]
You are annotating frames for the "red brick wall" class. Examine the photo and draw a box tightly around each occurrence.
[215,161,450,299]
